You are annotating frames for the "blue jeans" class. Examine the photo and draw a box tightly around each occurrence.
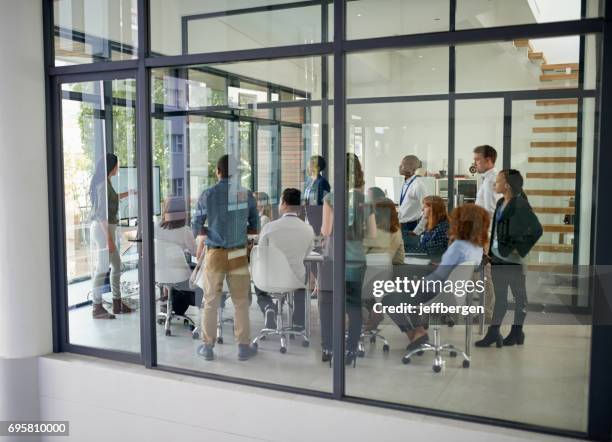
[401,220,419,253]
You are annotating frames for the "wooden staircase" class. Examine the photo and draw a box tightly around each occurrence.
[513,40,579,276]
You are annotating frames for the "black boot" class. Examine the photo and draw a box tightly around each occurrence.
[475,325,503,348]
[503,325,525,346]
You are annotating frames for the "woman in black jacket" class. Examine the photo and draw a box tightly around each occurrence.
[476,169,543,348]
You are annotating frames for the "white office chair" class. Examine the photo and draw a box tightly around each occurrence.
[154,239,199,338]
[358,253,393,356]
[402,260,478,373]
[250,245,308,353]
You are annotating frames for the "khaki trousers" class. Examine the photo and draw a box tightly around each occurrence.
[201,248,251,345]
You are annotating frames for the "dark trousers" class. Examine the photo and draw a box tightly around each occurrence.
[491,262,528,326]
[318,280,362,353]
[255,286,306,328]
[382,289,436,332]
[401,220,419,253]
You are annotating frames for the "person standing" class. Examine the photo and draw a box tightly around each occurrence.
[303,155,331,235]
[475,170,542,348]
[398,155,427,252]
[193,155,259,361]
[89,153,136,319]
[473,145,502,323]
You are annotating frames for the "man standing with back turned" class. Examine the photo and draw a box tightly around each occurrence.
[193,154,259,361]
[473,145,501,323]
[398,155,427,252]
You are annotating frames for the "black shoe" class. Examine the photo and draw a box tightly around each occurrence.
[503,325,525,346]
[197,343,214,361]
[405,334,429,353]
[238,343,257,361]
[321,349,332,363]
[345,350,358,367]
[264,308,277,330]
[475,326,503,348]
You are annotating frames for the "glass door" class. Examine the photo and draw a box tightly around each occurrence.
[60,76,141,353]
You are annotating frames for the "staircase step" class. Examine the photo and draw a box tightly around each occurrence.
[540,73,579,81]
[528,156,576,163]
[531,141,577,148]
[534,112,577,120]
[525,189,576,196]
[526,172,576,179]
[536,98,578,106]
[514,39,534,51]
[532,126,577,133]
[532,244,573,253]
[543,224,574,233]
[527,264,573,274]
[528,51,545,61]
[541,63,580,72]
[532,206,575,214]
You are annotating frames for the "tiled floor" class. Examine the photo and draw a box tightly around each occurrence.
[68,283,590,433]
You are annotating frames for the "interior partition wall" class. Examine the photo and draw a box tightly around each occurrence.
[44,0,612,440]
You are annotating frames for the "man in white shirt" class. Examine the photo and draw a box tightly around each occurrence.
[473,145,501,322]
[398,155,428,252]
[255,188,315,330]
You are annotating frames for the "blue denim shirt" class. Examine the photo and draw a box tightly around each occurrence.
[192,178,259,248]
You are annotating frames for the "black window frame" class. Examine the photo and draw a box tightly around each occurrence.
[43,0,612,440]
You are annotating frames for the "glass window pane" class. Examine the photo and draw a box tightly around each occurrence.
[456,0,600,30]
[62,78,140,352]
[54,0,138,65]
[347,47,449,99]
[151,57,333,392]
[150,1,326,56]
[347,0,450,39]
[457,36,581,93]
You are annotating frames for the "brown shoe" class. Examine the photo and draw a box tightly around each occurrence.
[93,303,115,319]
[113,298,134,314]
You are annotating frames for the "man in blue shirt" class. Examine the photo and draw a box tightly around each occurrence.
[193,155,259,361]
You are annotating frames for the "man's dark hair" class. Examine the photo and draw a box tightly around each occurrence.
[282,188,301,208]
[216,154,229,178]
[473,145,498,164]
[311,155,326,172]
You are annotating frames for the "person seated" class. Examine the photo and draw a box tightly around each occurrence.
[154,197,202,312]
[404,195,449,258]
[254,191,273,229]
[254,188,315,331]
[382,204,489,355]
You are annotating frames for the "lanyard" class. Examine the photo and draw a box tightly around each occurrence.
[400,176,417,205]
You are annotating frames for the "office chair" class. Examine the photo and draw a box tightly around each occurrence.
[401,260,478,373]
[358,253,393,356]
[250,245,309,353]
[154,239,200,339]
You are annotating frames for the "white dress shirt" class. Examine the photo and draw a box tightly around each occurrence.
[398,175,428,224]
[475,168,501,218]
[258,213,314,282]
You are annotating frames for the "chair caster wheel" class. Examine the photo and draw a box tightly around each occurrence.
[462,360,470,368]
[302,340,310,347]
[402,357,411,365]
[450,351,457,358]
[183,319,189,326]
[280,347,287,354]
[217,337,224,344]
[433,365,442,373]
[357,349,365,358]
[189,324,195,331]
[382,344,390,353]
[157,319,164,325]
[252,342,258,349]
[447,321,454,327]
[417,350,424,356]
[165,330,171,336]
[192,332,199,340]
[370,336,376,344]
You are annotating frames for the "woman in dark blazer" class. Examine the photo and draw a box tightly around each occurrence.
[303,155,331,235]
[476,169,542,348]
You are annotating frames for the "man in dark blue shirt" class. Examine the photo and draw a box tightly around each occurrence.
[193,154,259,361]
